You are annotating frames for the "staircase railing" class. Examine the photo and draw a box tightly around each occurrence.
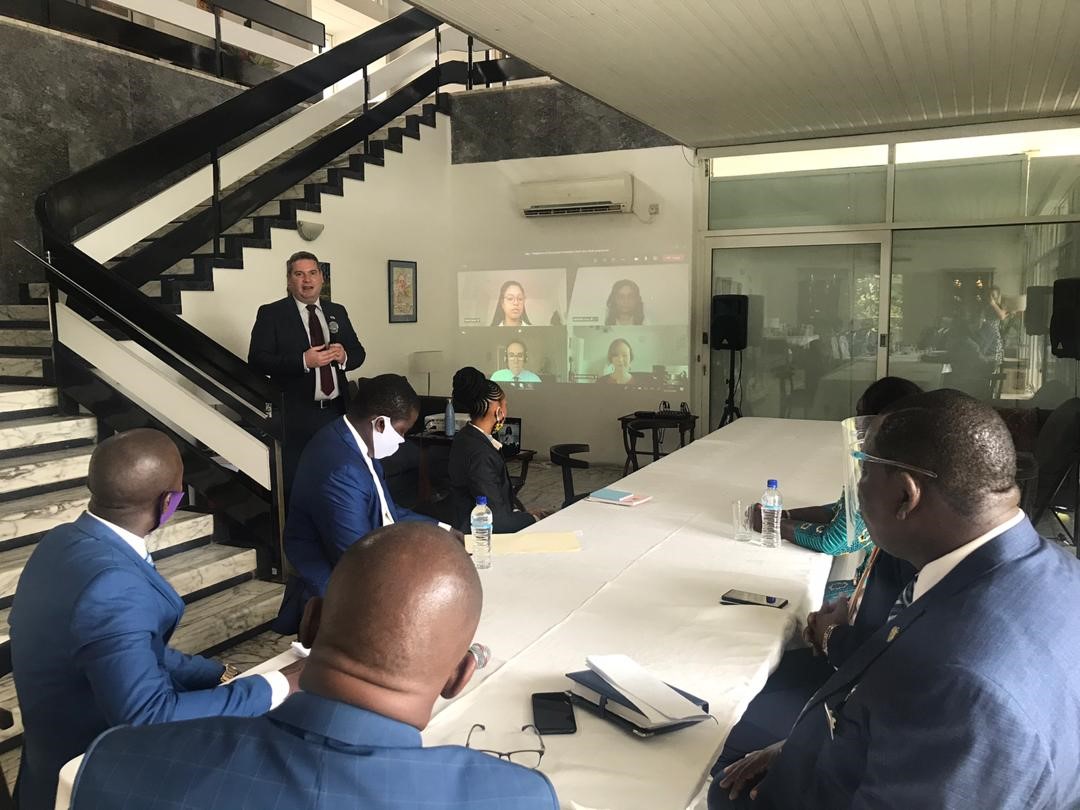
[32,7,542,577]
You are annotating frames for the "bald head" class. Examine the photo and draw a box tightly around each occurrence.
[299,522,482,728]
[858,389,1020,567]
[87,429,183,535]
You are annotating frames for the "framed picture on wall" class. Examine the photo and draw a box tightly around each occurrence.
[388,260,418,323]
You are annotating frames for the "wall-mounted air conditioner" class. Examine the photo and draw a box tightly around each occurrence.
[516,173,634,217]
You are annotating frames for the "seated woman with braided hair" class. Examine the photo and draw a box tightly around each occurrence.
[445,368,546,533]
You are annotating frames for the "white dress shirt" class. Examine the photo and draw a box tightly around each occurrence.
[84,511,289,708]
[912,509,1026,602]
[343,417,395,527]
[294,297,341,402]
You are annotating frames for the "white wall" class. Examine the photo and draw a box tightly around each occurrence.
[179,120,695,464]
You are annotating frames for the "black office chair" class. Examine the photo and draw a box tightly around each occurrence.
[0,640,14,809]
[550,444,590,509]
[1031,398,1080,545]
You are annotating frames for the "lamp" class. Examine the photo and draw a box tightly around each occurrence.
[409,350,444,395]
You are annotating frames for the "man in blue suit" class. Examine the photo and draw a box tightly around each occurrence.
[10,429,293,810]
[274,373,449,634]
[712,390,1080,809]
[70,522,559,810]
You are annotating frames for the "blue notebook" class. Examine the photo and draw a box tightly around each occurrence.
[589,488,634,503]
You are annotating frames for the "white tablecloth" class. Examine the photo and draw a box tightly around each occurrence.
[423,417,840,810]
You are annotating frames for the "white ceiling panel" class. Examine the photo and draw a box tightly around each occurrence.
[410,0,1080,148]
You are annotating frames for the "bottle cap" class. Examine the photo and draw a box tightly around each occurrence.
[767,479,778,488]
[476,496,488,506]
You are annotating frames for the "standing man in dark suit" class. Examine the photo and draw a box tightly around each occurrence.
[10,430,294,810]
[711,390,1080,809]
[70,523,559,810]
[248,251,366,498]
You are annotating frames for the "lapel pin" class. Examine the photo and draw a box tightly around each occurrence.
[887,626,901,643]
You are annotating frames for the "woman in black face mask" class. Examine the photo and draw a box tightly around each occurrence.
[445,367,546,533]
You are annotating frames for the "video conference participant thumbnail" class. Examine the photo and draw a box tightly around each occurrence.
[569,326,690,390]
[458,269,567,329]
[491,339,542,385]
[568,264,690,327]
[455,327,567,386]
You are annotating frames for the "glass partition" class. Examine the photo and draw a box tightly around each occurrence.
[709,146,887,229]
[890,224,1080,410]
[709,242,882,429]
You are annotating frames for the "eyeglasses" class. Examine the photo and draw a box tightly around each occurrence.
[852,450,938,479]
[465,724,545,769]
[506,352,526,359]
[503,295,525,304]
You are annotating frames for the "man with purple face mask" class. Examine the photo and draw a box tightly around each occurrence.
[9,429,293,810]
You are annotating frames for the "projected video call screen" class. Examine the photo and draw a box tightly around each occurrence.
[455,264,690,392]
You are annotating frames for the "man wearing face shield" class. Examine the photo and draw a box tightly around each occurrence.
[273,374,452,635]
[10,429,289,810]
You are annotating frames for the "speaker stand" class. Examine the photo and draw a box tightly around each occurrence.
[718,349,742,428]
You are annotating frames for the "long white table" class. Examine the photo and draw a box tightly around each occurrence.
[55,417,841,810]
[423,417,840,810]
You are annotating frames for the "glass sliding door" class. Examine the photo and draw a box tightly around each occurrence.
[707,234,888,431]
[889,224,1080,410]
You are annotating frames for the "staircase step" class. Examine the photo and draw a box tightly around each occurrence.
[0,511,215,634]
[0,387,57,418]
[0,446,92,499]
[0,485,89,546]
[0,415,95,455]
[25,283,48,302]
[0,357,44,382]
[147,511,216,555]
[0,329,51,349]
[0,307,47,324]
[156,544,257,598]
[171,579,284,655]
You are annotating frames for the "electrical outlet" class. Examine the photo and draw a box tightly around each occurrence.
[648,203,660,216]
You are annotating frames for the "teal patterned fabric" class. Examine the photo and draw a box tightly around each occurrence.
[791,493,872,557]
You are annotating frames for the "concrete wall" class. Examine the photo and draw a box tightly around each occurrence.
[0,17,241,301]
[449,83,677,164]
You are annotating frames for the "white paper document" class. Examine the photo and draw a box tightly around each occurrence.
[586,654,705,723]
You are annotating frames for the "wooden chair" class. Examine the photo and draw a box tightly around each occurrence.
[549,444,590,508]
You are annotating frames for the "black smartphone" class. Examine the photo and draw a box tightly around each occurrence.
[721,588,789,609]
[531,691,577,735]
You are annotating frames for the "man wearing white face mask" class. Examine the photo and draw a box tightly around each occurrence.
[274,375,451,634]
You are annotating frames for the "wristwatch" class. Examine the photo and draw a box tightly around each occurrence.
[821,624,840,657]
[220,663,241,684]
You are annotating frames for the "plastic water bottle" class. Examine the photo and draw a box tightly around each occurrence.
[445,398,456,437]
[759,479,782,549]
[470,496,493,569]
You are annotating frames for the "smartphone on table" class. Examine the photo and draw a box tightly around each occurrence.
[721,588,789,609]
[531,691,577,735]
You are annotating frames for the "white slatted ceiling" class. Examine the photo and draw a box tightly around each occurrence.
[410,0,1080,148]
